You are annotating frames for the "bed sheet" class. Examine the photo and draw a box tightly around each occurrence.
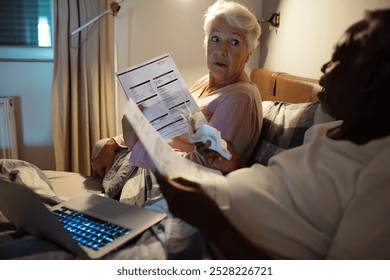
[0,160,209,260]
[0,197,208,260]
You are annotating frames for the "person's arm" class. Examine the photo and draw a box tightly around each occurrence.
[155,174,272,259]
[193,140,246,174]
[93,138,125,177]
[208,91,262,163]
[185,91,261,172]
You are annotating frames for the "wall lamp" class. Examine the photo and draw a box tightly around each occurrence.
[260,12,280,29]
[71,1,122,36]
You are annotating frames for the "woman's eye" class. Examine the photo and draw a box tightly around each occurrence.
[230,39,240,46]
[210,36,219,43]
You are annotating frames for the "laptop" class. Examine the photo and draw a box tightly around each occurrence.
[0,180,166,259]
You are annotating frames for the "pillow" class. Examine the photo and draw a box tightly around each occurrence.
[0,159,58,202]
[248,101,334,166]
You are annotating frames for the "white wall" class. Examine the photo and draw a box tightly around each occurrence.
[114,0,263,133]
[0,61,54,169]
[260,0,390,80]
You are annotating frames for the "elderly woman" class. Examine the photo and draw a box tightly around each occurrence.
[94,0,262,176]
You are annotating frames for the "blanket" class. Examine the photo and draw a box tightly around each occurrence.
[0,159,207,260]
[0,159,61,205]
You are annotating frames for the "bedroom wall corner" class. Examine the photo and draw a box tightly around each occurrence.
[260,0,390,80]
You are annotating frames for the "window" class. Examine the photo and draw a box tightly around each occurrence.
[0,0,53,61]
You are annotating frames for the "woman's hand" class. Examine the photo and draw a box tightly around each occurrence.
[196,140,246,174]
[93,138,119,178]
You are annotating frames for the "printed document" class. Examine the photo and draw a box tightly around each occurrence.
[124,98,230,209]
[116,53,202,140]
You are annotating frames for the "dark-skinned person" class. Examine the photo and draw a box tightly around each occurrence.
[156,9,390,260]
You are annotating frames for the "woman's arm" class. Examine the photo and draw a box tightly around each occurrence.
[194,140,246,174]
[155,174,271,260]
[93,137,125,177]
[208,91,262,162]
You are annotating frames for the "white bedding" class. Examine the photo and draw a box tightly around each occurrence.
[0,159,206,260]
[43,170,103,200]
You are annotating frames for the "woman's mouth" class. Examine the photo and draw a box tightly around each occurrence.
[214,62,227,68]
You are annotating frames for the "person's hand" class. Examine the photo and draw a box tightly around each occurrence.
[196,140,246,174]
[155,173,220,229]
[155,173,272,260]
[121,115,139,150]
[93,138,119,178]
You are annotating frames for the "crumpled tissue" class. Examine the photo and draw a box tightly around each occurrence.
[180,109,232,160]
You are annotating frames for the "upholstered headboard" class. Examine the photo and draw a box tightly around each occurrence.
[250,68,321,103]
[248,68,333,166]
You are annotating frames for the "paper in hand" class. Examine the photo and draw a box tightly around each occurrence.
[180,107,232,160]
[124,98,230,209]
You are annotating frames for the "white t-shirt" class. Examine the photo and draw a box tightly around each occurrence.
[224,121,390,259]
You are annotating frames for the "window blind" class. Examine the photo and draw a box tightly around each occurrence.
[0,0,52,47]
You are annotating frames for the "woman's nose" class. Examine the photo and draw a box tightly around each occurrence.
[217,42,228,56]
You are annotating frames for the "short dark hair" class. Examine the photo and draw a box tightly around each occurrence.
[356,9,390,64]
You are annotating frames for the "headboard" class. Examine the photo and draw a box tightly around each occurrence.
[250,68,321,103]
[248,68,333,166]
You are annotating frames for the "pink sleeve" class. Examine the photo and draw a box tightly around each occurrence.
[129,141,157,171]
[208,92,262,162]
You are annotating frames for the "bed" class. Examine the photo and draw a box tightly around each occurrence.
[0,68,333,260]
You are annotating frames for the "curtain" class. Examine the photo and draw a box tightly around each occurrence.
[52,0,116,175]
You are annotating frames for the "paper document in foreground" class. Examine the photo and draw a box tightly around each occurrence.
[124,99,230,209]
[116,53,202,140]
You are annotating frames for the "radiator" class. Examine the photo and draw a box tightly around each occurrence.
[0,97,18,159]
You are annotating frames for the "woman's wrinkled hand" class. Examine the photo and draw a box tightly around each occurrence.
[196,140,246,174]
[93,138,118,178]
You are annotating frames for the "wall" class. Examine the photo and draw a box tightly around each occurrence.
[0,61,54,169]
[260,0,390,80]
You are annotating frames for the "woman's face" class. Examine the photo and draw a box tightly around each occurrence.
[207,17,249,86]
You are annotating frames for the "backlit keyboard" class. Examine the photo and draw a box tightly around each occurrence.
[53,207,130,251]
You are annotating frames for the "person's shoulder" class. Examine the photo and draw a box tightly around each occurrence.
[303,121,342,144]
[228,80,256,91]
[189,75,209,92]
[220,81,260,102]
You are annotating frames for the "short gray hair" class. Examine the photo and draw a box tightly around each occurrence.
[203,0,261,53]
